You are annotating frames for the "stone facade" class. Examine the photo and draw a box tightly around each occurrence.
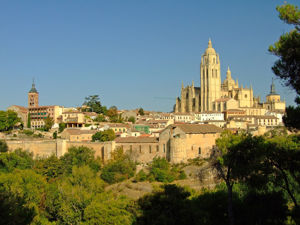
[175,40,285,115]
[5,124,222,164]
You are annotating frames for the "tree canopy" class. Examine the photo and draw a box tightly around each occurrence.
[0,110,21,132]
[269,4,300,97]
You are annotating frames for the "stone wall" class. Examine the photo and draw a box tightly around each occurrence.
[6,139,114,161]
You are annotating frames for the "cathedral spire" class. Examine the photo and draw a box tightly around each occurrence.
[29,78,38,93]
[208,38,212,48]
[226,66,231,79]
[192,80,194,88]
[270,78,277,95]
[181,81,184,90]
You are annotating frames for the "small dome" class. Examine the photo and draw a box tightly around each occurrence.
[29,81,38,93]
[205,39,216,55]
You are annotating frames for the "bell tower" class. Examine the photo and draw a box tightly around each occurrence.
[200,39,221,111]
[28,79,39,108]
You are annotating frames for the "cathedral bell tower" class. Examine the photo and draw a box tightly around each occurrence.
[28,80,39,108]
[200,39,221,111]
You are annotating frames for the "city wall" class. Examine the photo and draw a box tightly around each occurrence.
[6,139,114,161]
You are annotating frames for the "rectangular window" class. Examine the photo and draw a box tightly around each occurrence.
[156,145,159,152]
[198,147,201,155]
[149,145,152,153]
[139,145,142,153]
[163,144,166,153]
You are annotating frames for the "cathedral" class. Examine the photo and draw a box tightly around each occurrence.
[175,39,285,114]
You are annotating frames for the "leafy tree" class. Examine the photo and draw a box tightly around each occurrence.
[83,95,106,114]
[128,116,136,124]
[269,3,300,129]
[149,157,176,183]
[0,149,34,173]
[0,110,21,131]
[93,114,106,122]
[43,116,54,131]
[60,146,101,174]
[58,123,66,133]
[53,131,57,139]
[0,140,8,153]
[0,169,48,225]
[212,131,266,225]
[101,147,136,184]
[56,166,105,224]
[92,129,116,142]
[83,193,135,225]
[136,184,193,225]
[138,108,145,116]
[269,3,300,96]
[27,112,31,128]
[34,155,64,181]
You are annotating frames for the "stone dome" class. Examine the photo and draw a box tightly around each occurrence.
[205,39,216,55]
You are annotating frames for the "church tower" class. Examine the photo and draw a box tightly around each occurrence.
[200,39,221,111]
[28,80,39,108]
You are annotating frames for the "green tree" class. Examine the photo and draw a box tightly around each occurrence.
[60,146,101,174]
[0,169,48,224]
[58,123,66,133]
[269,3,300,129]
[83,95,106,114]
[34,155,64,181]
[93,114,106,122]
[84,193,135,225]
[101,147,136,184]
[0,110,21,132]
[56,166,105,224]
[138,108,145,116]
[128,116,136,124]
[269,3,300,97]
[212,131,266,225]
[53,131,57,139]
[0,149,34,173]
[92,129,116,142]
[43,116,54,131]
[0,140,8,153]
[27,112,31,128]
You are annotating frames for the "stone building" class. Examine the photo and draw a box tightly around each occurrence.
[7,105,28,127]
[159,124,222,163]
[27,81,64,129]
[175,39,285,114]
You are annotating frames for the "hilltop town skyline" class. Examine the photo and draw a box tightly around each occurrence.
[0,0,299,111]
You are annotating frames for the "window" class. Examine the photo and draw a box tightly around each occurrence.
[198,147,201,155]
[163,144,166,153]
[130,145,132,151]
[156,145,159,152]
[149,145,152,153]
[139,145,142,153]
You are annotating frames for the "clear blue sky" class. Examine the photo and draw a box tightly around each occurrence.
[0,0,299,112]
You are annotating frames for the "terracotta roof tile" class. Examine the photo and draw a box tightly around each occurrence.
[115,137,158,143]
[170,124,223,134]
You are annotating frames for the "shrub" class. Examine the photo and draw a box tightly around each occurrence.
[92,129,116,142]
[135,169,147,182]
[0,140,8,153]
[22,130,34,136]
[148,157,186,183]
[101,148,136,184]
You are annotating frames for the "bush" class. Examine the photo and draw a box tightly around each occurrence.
[101,148,136,184]
[0,140,8,153]
[22,130,34,136]
[92,129,116,142]
[58,123,66,133]
[135,169,147,182]
[60,146,101,174]
[148,157,186,183]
